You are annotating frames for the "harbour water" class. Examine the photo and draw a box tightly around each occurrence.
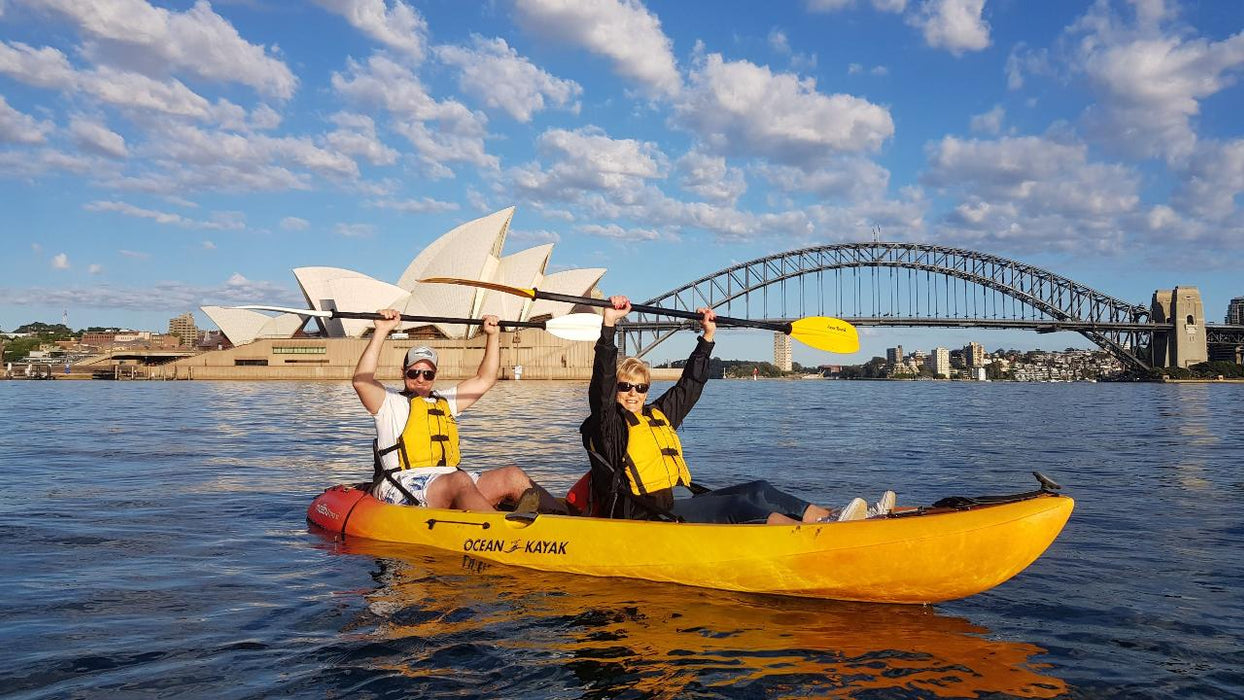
[1,379,1241,698]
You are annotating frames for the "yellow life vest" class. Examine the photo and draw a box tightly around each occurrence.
[621,406,692,495]
[392,393,460,469]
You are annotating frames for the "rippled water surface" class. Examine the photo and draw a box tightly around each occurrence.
[1,379,1241,698]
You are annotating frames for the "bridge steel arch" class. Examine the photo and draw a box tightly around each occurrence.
[620,243,1153,370]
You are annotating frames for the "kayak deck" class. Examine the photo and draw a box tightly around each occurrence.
[308,485,1073,604]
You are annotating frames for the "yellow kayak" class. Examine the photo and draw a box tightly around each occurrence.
[308,483,1073,604]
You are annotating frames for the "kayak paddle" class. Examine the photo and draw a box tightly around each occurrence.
[235,305,603,342]
[418,278,860,353]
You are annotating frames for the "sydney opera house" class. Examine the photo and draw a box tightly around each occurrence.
[166,208,608,380]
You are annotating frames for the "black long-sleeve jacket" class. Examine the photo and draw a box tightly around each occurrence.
[579,325,714,519]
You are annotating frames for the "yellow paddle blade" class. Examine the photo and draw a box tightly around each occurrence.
[789,317,859,353]
[420,277,536,299]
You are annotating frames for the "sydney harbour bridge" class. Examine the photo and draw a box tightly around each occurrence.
[616,243,1244,372]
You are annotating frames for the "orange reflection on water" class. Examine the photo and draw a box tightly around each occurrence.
[320,535,1068,698]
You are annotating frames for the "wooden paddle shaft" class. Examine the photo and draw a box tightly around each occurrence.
[531,290,791,333]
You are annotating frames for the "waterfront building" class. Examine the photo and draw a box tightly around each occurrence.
[886,345,904,366]
[201,207,606,347]
[774,332,792,372]
[166,208,610,380]
[1227,297,1244,324]
[168,313,197,348]
[965,341,985,367]
[926,347,950,378]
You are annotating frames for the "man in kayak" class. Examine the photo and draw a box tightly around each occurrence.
[580,296,894,524]
[354,308,562,513]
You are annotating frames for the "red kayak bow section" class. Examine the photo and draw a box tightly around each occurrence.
[307,484,368,535]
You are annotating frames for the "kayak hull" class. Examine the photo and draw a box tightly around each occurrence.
[308,485,1073,604]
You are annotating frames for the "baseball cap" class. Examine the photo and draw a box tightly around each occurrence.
[403,346,438,369]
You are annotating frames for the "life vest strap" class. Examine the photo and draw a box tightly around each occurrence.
[371,438,420,504]
[660,448,680,457]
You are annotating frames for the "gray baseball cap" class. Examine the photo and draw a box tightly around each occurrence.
[403,346,438,369]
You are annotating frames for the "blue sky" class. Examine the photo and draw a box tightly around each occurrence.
[1,0,1241,365]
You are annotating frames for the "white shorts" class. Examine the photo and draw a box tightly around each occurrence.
[376,467,482,507]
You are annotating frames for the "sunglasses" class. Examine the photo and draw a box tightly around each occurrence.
[616,381,650,393]
[405,368,436,381]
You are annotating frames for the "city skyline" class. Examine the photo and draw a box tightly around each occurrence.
[2,1,1242,365]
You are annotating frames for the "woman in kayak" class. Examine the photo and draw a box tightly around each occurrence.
[580,296,893,524]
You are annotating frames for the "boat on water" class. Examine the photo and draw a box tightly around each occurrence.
[308,474,1072,604]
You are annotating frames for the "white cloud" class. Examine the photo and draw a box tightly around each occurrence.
[508,228,561,244]
[334,222,374,237]
[367,197,460,213]
[769,29,791,55]
[969,104,1004,134]
[675,53,894,166]
[435,35,582,122]
[32,0,297,98]
[88,263,103,274]
[69,116,127,158]
[0,41,79,90]
[908,0,990,55]
[806,0,907,12]
[1005,42,1052,90]
[280,217,310,231]
[510,126,666,199]
[756,159,891,201]
[141,123,358,189]
[0,94,52,144]
[1172,139,1244,222]
[923,134,1143,251]
[326,112,398,166]
[118,249,150,259]
[576,223,661,240]
[1,276,304,311]
[85,199,246,229]
[675,151,747,204]
[333,53,496,173]
[52,253,70,269]
[1074,19,1244,162]
[513,0,681,97]
[847,63,888,76]
[313,0,428,61]
[201,240,215,250]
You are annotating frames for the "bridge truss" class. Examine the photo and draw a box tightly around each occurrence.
[618,243,1161,370]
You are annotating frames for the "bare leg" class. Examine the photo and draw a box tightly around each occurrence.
[801,504,831,522]
[425,471,494,511]
[767,512,799,525]
[476,465,568,514]
[474,465,531,506]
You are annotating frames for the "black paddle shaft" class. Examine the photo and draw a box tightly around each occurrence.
[531,290,792,333]
[330,310,547,331]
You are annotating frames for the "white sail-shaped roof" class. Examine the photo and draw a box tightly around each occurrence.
[294,266,373,310]
[201,306,306,346]
[293,267,374,336]
[325,277,410,337]
[477,244,553,322]
[527,268,607,319]
[203,206,611,345]
[397,207,513,338]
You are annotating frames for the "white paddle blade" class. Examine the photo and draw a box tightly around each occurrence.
[544,313,603,342]
[236,304,331,318]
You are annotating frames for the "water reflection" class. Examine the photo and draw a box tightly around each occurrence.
[319,535,1068,698]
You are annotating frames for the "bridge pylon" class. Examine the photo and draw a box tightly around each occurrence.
[1150,287,1208,369]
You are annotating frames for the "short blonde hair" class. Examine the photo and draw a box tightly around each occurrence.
[617,357,651,384]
